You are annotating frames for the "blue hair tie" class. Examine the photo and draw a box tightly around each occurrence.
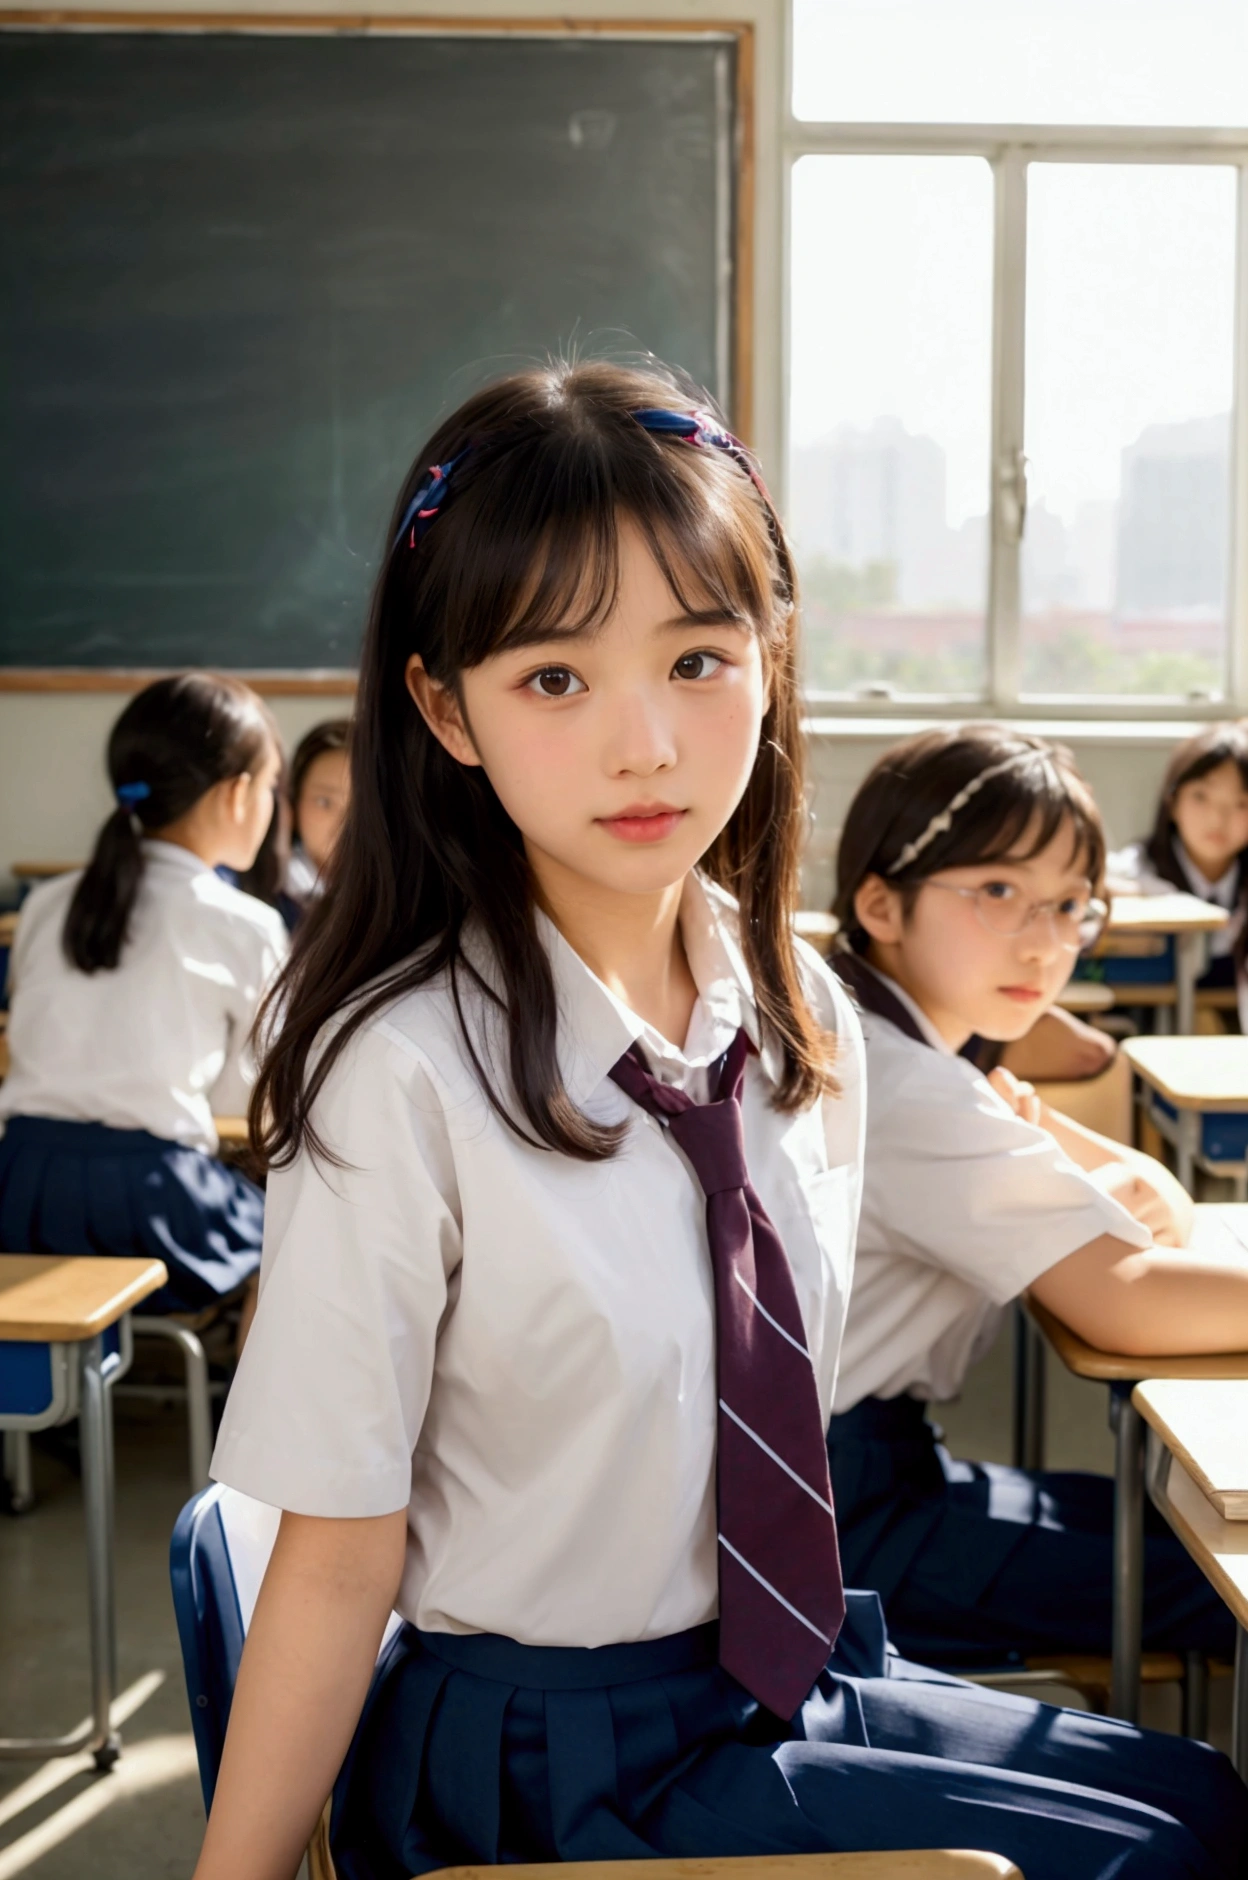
[115,781,151,808]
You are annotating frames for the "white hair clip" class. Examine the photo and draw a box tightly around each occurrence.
[886,750,1042,876]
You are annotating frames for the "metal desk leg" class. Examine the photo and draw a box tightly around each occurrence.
[1110,1386,1145,1722]
[3,1429,33,1512]
[1175,932,1203,1037]
[1176,1109,1199,1197]
[1012,1304,1046,1471]
[79,1334,121,1770]
[1234,1627,1248,1781]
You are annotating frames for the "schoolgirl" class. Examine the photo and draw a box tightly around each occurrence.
[0,673,287,1326]
[827,724,1248,1672]
[282,717,350,913]
[199,366,1245,1880]
[1106,721,1248,1009]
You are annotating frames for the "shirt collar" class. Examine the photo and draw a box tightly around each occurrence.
[863,961,956,1056]
[141,838,215,881]
[1174,837,1239,907]
[543,872,782,1105]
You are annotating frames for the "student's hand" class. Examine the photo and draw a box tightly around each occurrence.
[987,1065,1043,1127]
[1089,1162,1184,1246]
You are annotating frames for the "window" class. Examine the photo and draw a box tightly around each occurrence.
[787,2,1248,713]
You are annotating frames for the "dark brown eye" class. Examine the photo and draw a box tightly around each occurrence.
[526,667,585,698]
[673,652,722,681]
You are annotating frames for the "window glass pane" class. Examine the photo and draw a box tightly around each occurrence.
[1021,164,1236,699]
[793,0,1248,127]
[789,156,993,698]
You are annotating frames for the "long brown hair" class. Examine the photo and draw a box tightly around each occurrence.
[832,724,1106,954]
[253,360,833,1169]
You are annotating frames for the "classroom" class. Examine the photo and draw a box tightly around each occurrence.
[3,3,1248,1877]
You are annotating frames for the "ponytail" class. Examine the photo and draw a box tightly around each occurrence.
[62,672,279,975]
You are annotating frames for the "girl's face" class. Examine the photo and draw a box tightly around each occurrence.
[855,816,1094,1050]
[1170,759,1248,880]
[297,748,351,870]
[409,518,769,908]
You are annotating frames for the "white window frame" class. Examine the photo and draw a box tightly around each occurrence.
[783,52,1248,722]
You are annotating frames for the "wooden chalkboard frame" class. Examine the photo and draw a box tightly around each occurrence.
[0,11,754,693]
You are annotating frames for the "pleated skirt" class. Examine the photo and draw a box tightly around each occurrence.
[0,1114,264,1314]
[331,1598,1248,1880]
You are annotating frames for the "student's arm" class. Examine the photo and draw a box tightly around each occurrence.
[988,1065,1194,1246]
[1031,1231,1248,1357]
[193,1509,406,1880]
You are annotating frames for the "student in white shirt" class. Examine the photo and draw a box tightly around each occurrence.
[1104,722,1248,1023]
[828,724,1248,1675]
[0,673,287,1334]
[196,365,1245,1880]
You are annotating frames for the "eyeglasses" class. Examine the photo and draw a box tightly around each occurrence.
[925,881,1109,953]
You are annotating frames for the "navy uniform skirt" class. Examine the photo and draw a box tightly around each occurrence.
[0,1114,264,1315]
[331,1595,1246,1880]
[828,1394,1235,1667]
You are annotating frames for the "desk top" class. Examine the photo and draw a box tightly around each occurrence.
[1056,980,1115,1013]
[1123,1035,1248,1110]
[0,1253,166,1342]
[1140,1439,1248,1630]
[214,1115,250,1146]
[10,861,80,881]
[1134,1379,1248,1520]
[794,910,839,942]
[1107,892,1229,936]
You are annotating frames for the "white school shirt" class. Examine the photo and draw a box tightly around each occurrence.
[212,874,865,1647]
[283,845,321,905]
[0,841,288,1156]
[832,965,1151,1413]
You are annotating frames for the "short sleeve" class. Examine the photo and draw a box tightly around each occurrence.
[863,1040,1151,1304]
[210,1017,462,1516]
[794,938,867,1200]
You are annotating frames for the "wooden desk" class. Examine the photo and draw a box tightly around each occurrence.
[1123,1035,1248,1194]
[10,860,79,882]
[1055,980,1114,1014]
[432,1859,1022,1880]
[795,910,838,948]
[1135,1378,1248,1777]
[213,1115,250,1148]
[0,1252,166,1768]
[1098,894,1228,1035]
[0,912,18,950]
[1024,1223,1248,1723]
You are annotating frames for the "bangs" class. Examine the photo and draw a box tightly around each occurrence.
[893,742,1106,892]
[407,414,786,677]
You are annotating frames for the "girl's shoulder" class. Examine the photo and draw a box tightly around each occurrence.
[188,867,290,954]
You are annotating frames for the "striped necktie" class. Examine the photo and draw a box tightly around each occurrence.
[609,1028,846,1719]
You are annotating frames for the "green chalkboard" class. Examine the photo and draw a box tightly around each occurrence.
[0,26,738,671]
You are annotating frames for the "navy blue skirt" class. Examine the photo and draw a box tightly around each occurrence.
[0,1115,264,1315]
[828,1394,1235,1667]
[331,1597,1247,1880]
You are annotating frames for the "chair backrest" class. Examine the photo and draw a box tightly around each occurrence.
[171,1483,403,1813]
[170,1483,282,1811]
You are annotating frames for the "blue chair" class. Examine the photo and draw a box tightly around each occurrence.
[171,1487,1023,1880]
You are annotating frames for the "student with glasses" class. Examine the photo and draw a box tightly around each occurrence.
[828,725,1247,1670]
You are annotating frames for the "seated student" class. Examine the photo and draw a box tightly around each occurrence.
[1106,721,1248,1015]
[0,673,287,1343]
[828,723,1247,1672]
[195,366,1245,1880]
[282,717,350,914]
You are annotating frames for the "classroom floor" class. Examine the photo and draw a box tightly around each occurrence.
[0,1325,1232,1880]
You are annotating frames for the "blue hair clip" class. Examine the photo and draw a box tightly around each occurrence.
[630,407,774,508]
[391,448,471,555]
[115,781,151,808]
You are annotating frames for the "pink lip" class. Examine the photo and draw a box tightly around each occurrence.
[597,805,687,845]
[999,986,1045,1003]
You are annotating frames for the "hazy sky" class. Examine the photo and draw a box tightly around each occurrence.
[789,4,1241,529]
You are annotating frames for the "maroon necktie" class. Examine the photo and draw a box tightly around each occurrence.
[609,1028,846,1718]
